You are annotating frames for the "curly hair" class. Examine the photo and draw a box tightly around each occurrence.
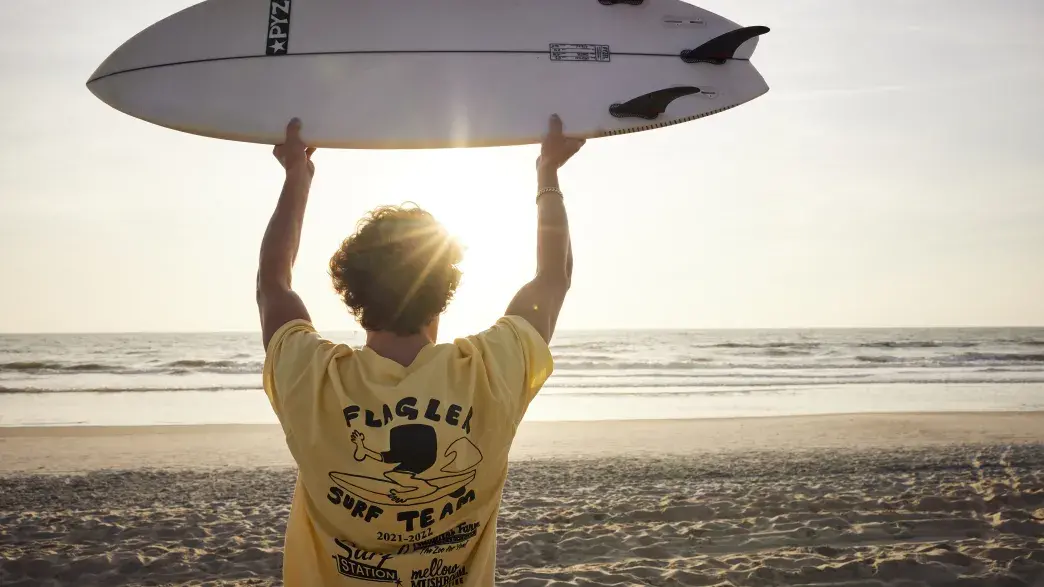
[329,204,463,335]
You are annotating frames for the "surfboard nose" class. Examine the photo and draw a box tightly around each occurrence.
[87,0,266,89]
[87,21,166,88]
[86,41,143,110]
[86,53,122,111]
[87,53,119,89]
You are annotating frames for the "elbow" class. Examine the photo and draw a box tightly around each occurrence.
[256,267,291,300]
[535,270,571,293]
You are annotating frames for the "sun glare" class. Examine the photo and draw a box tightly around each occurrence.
[400,152,538,337]
[309,146,541,337]
[425,190,533,336]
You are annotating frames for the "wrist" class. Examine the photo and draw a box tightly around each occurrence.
[285,165,312,183]
[537,165,559,188]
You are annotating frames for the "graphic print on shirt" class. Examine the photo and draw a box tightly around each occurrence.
[398,521,480,555]
[329,397,484,539]
[409,558,467,587]
[332,538,401,584]
[331,425,483,507]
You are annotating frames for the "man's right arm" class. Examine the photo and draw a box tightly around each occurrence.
[505,115,584,343]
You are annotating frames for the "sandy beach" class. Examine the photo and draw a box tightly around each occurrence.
[2,412,1043,586]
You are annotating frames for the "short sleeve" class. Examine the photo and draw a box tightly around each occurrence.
[262,319,327,429]
[469,315,554,419]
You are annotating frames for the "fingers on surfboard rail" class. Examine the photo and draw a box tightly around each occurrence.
[680,25,771,64]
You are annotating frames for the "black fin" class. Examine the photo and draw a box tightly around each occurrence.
[599,0,644,5]
[680,25,770,64]
[609,86,701,120]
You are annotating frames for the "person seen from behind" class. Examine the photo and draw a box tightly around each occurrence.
[256,114,585,585]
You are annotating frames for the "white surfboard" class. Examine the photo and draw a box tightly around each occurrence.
[87,0,770,149]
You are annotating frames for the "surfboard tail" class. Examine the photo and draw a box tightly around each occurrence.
[680,25,770,64]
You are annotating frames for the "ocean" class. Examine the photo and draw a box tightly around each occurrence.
[1,328,1042,427]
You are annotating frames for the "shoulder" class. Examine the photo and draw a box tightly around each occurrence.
[461,316,547,353]
[266,319,321,357]
[269,318,317,342]
[456,316,554,386]
[262,319,356,412]
[264,319,352,373]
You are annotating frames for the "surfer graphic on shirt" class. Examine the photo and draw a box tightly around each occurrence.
[330,424,483,507]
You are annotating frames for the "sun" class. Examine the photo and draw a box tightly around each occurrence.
[308,146,541,337]
[396,150,539,337]
[423,193,536,337]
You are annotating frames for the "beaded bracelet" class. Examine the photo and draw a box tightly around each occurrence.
[536,186,563,202]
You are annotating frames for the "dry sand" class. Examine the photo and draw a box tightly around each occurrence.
[1,412,1043,586]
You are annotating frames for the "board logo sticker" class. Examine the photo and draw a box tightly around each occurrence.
[266,0,292,55]
[549,44,610,62]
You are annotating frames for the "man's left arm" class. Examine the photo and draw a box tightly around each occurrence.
[257,118,316,350]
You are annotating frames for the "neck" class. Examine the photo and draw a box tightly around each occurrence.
[365,330,434,368]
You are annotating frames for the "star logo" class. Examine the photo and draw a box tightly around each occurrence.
[269,39,286,53]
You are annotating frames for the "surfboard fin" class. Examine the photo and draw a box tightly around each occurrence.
[598,0,644,5]
[680,25,770,64]
[609,86,702,120]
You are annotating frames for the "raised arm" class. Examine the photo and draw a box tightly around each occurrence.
[256,118,316,349]
[505,114,585,343]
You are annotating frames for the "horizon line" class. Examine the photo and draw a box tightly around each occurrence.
[1,324,1042,336]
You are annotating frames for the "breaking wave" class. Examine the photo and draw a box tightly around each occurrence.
[0,360,262,375]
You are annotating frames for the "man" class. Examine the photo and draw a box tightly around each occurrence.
[256,114,584,586]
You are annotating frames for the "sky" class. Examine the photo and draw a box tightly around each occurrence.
[1,0,1042,337]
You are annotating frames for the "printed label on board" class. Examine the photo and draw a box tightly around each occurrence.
[266,0,292,55]
[549,44,611,62]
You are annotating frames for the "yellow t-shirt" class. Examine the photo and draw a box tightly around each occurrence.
[262,315,553,587]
